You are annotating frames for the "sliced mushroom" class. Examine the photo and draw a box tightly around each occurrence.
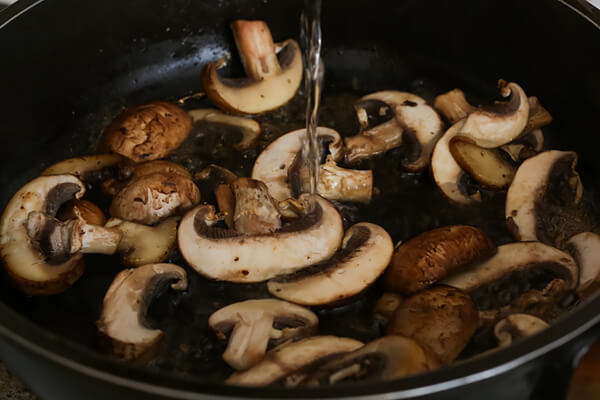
[231,177,282,235]
[442,242,579,316]
[226,336,364,386]
[99,101,192,162]
[209,299,318,371]
[105,217,179,267]
[431,120,482,204]
[384,225,496,294]
[387,286,478,365]
[494,313,548,347]
[300,336,430,386]
[41,154,125,181]
[251,127,344,201]
[449,139,516,189]
[188,109,261,151]
[202,20,303,115]
[178,193,344,283]
[268,222,393,306]
[316,156,373,204]
[373,292,403,329]
[505,150,583,245]
[110,172,200,225]
[57,199,107,226]
[0,175,107,295]
[345,91,444,170]
[194,164,238,185]
[97,263,187,360]
[501,129,544,162]
[566,232,600,299]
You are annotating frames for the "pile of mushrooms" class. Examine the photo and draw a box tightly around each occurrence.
[2,17,600,389]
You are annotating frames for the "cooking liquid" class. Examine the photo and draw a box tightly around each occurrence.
[300,0,324,194]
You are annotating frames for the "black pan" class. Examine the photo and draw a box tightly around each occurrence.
[1,0,600,399]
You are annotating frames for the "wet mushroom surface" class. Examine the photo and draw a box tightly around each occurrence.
[2,22,600,388]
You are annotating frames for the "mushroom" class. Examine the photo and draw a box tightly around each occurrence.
[0,175,111,295]
[344,91,444,171]
[230,177,282,235]
[208,299,318,371]
[505,150,583,245]
[493,313,548,347]
[384,225,496,294]
[188,108,261,151]
[104,217,179,267]
[177,193,344,282]
[387,286,478,365]
[57,199,107,226]
[202,20,303,115]
[267,222,393,306]
[110,172,200,225]
[316,156,373,204]
[300,336,430,386]
[99,101,192,162]
[566,232,600,299]
[41,154,125,181]
[226,336,364,386]
[449,139,517,189]
[373,292,403,329]
[251,127,344,202]
[97,263,187,360]
[442,242,579,320]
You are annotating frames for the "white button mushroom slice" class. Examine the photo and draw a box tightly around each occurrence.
[566,232,600,298]
[251,127,343,202]
[494,313,549,348]
[316,155,373,204]
[226,336,364,386]
[188,108,261,151]
[0,175,87,295]
[267,222,393,306]
[345,91,444,171]
[208,299,318,371]
[457,81,529,148]
[431,120,481,204]
[231,178,282,235]
[442,242,579,312]
[501,129,545,162]
[178,194,344,283]
[41,154,125,180]
[202,20,303,115]
[505,150,583,243]
[109,172,201,225]
[105,217,180,267]
[301,336,430,386]
[97,263,188,361]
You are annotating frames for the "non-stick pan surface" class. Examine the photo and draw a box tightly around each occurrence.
[1,0,600,399]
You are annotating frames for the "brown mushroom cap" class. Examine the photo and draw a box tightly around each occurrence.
[384,225,496,294]
[57,199,107,226]
[209,299,318,371]
[110,172,200,225]
[100,101,191,162]
[387,286,478,365]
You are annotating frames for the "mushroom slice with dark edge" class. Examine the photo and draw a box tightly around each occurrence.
[177,193,344,282]
[188,109,261,151]
[300,336,430,386]
[226,336,363,386]
[104,217,179,267]
[442,242,579,318]
[0,175,106,295]
[384,225,496,294]
[449,139,516,189]
[99,101,192,162]
[387,286,478,366]
[230,177,282,235]
[501,129,545,162]
[208,299,318,371]
[97,263,187,360]
[505,150,583,245]
[202,20,303,115]
[41,154,125,181]
[251,127,344,202]
[268,222,393,306]
[494,313,548,347]
[566,232,600,299]
[110,172,200,225]
[345,91,444,171]
[431,120,482,204]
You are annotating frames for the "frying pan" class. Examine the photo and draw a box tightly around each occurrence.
[1,0,600,399]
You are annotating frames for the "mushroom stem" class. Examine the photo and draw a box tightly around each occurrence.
[317,156,373,204]
[231,178,282,235]
[231,20,281,80]
[433,89,477,124]
[215,183,235,229]
[75,223,122,255]
[224,316,276,371]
